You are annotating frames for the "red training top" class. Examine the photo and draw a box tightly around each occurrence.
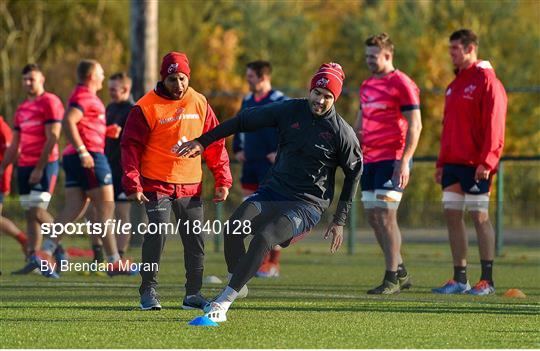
[359,70,420,163]
[13,92,64,166]
[0,116,14,193]
[63,85,106,155]
[437,61,507,171]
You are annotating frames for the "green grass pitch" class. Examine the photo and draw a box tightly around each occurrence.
[1,236,539,348]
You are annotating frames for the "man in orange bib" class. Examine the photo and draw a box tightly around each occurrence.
[121,52,232,310]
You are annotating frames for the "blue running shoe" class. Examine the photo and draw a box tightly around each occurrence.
[36,254,60,278]
[432,279,470,294]
[467,280,495,296]
[140,287,161,310]
[53,245,69,272]
[16,254,59,278]
[182,294,208,310]
[11,256,40,275]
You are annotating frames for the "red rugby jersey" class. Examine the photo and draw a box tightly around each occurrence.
[359,70,420,163]
[0,116,13,193]
[63,85,106,155]
[13,92,64,166]
[437,61,507,171]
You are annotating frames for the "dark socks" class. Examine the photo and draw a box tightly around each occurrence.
[92,244,104,263]
[397,263,407,278]
[54,244,65,256]
[480,260,494,285]
[384,270,398,284]
[453,266,467,284]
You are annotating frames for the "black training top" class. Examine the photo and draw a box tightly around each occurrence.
[105,99,134,177]
[197,98,363,226]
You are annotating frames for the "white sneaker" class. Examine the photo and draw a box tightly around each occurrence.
[204,302,228,323]
[228,273,249,299]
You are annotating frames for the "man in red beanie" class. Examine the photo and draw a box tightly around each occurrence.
[121,52,232,310]
[176,62,363,323]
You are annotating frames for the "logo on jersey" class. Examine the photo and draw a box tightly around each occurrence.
[463,84,476,100]
[315,144,330,152]
[319,131,333,141]
[363,101,387,110]
[160,109,200,125]
[290,122,300,129]
[446,88,452,96]
[464,84,476,94]
[167,63,179,74]
[98,114,105,120]
[316,77,330,88]
[173,107,185,116]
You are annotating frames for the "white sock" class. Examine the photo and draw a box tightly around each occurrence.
[42,239,58,256]
[107,253,121,263]
[214,286,238,311]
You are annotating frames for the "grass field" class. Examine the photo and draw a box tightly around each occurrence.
[1,235,539,348]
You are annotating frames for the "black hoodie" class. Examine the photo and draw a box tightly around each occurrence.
[197,98,363,225]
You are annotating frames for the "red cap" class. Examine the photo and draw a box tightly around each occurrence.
[310,62,345,100]
[160,52,190,81]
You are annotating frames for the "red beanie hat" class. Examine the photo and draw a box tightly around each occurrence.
[160,52,190,81]
[310,62,345,100]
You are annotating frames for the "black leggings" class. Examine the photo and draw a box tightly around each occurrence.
[224,199,294,292]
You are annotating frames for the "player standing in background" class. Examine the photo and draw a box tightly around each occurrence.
[0,115,27,257]
[353,33,422,294]
[37,59,136,278]
[86,72,135,265]
[177,62,362,323]
[0,64,65,274]
[121,52,232,311]
[232,60,287,278]
[433,29,507,296]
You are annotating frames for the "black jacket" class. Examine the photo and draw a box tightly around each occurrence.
[197,98,363,225]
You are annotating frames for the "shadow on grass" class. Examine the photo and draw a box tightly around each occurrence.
[232,303,539,316]
[4,300,534,317]
[0,315,192,323]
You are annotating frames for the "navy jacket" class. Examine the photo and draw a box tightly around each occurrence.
[232,90,287,161]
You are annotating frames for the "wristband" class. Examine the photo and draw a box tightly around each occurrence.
[78,152,91,159]
[76,144,87,153]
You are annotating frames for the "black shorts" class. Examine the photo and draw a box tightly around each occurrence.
[17,161,59,195]
[361,159,410,192]
[247,187,321,247]
[112,173,128,201]
[441,164,492,194]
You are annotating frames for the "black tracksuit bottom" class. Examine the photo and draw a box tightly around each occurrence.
[139,196,204,296]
